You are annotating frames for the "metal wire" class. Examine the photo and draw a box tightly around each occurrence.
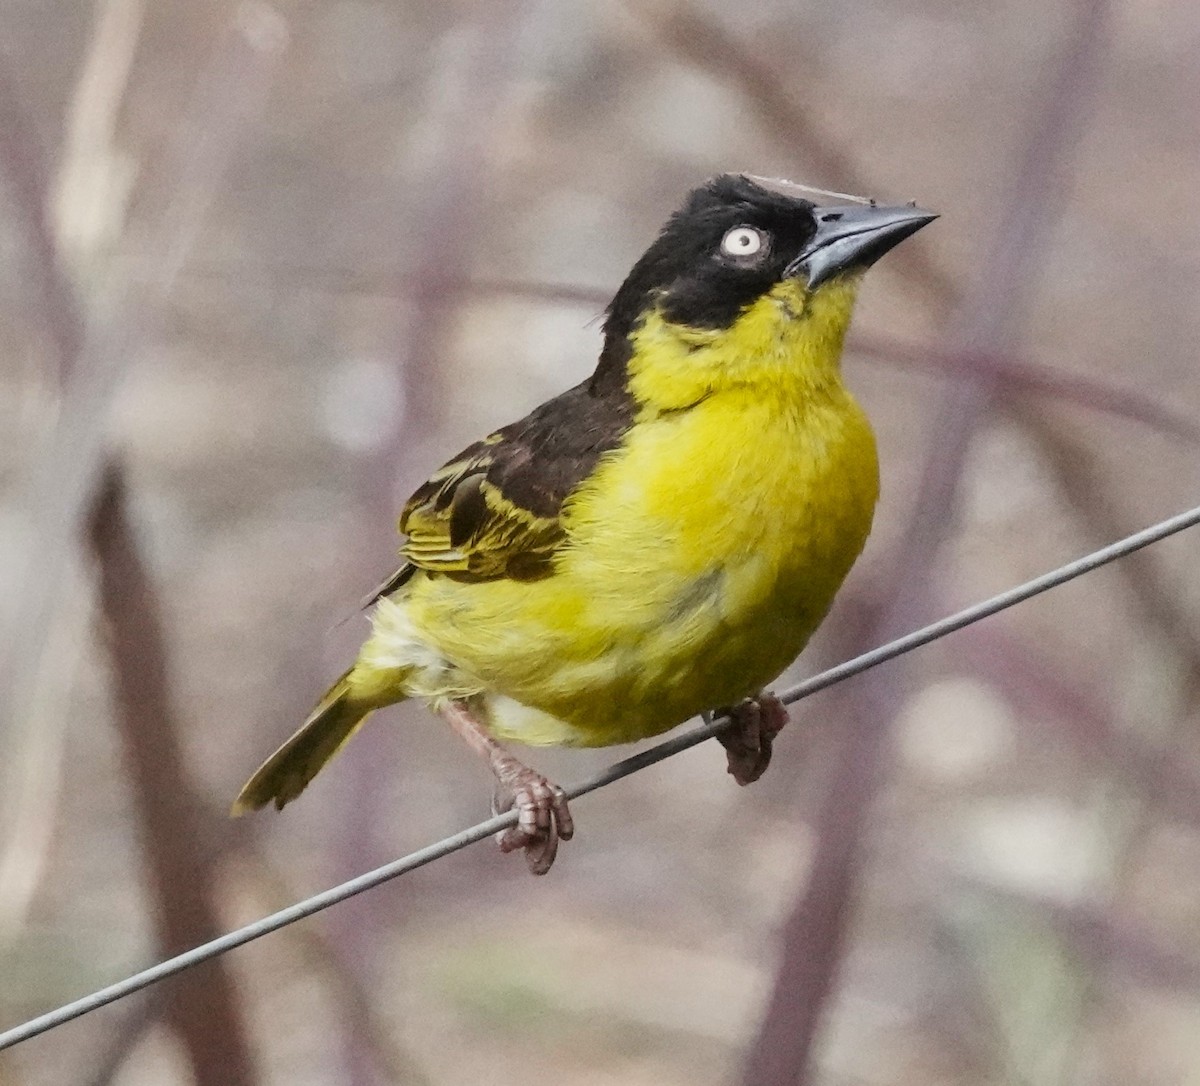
[2,501,1198,1052]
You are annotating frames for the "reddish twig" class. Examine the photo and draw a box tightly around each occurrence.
[89,464,256,1086]
[850,334,1200,446]
[164,261,1200,444]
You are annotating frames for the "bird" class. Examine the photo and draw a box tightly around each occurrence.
[233,174,935,874]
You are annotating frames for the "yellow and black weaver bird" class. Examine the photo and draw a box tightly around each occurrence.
[234,175,934,874]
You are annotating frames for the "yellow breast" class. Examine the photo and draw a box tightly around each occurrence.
[546,380,877,740]
[401,279,879,746]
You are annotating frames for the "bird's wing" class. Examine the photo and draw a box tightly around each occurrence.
[398,439,568,581]
[364,380,634,600]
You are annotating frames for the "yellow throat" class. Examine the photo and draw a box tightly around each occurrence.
[626,277,862,415]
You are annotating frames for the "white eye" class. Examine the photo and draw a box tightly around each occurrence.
[720,225,765,258]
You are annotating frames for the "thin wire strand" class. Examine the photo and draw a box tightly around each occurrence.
[2,501,1198,1052]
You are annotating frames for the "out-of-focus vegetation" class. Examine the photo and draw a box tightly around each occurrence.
[1,0,1198,1083]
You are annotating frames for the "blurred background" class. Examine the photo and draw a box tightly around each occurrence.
[1,0,1199,1083]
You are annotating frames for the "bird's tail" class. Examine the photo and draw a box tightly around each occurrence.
[231,668,399,815]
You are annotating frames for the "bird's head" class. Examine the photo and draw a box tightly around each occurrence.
[594,174,935,408]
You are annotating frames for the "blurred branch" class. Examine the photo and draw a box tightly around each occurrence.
[626,0,1196,1078]
[920,918,1018,1085]
[167,261,1200,444]
[1041,900,1200,993]
[89,463,256,1086]
[51,0,145,283]
[81,1001,154,1086]
[0,3,287,835]
[174,261,616,312]
[0,2,142,938]
[1,7,285,1079]
[741,1,1112,1081]
[1009,404,1200,691]
[0,61,84,382]
[960,626,1200,827]
[631,11,1200,1068]
[0,563,85,939]
[228,848,437,1086]
[849,334,1200,446]
[946,872,1200,994]
[928,872,1200,1086]
[380,1,534,453]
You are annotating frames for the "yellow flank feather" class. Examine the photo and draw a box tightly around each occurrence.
[360,277,876,747]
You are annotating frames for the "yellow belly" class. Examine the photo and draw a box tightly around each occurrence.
[373,385,878,748]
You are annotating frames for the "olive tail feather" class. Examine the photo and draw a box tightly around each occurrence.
[232,670,378,815]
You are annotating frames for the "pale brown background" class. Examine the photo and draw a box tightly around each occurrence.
[1,0,1198,1084]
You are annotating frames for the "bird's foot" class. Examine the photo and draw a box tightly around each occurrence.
[439,699,575,875]
[491,756,574,876]
[716,693,789,785]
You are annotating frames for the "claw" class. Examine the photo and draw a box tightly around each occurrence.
[440,699,575,875]
[717,692,789,785]
[493,766,574,875]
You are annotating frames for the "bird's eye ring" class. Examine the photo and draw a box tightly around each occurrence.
[720,225,766,259]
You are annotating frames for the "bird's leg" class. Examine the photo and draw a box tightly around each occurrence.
[438,699,574,875]
[715,692,790,785]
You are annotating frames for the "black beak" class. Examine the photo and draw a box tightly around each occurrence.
[785,204,937,289]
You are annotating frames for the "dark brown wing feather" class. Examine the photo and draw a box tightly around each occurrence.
[363,379,634,604]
